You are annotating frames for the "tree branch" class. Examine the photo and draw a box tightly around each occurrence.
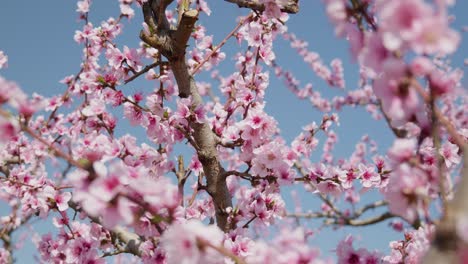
[424,145,468,263]
[224,0,300,14]
[124,61,160,84]
[139,0,233,232]
[69,202,142,256]
[192,13,253,75]
[341,212,395,227]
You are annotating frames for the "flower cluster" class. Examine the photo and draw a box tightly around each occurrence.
[0,0,466,263]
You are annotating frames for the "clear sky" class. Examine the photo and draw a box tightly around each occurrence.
[0,0,467,263]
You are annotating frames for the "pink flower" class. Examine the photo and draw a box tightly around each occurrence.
[140,241,166,263]
[161,220,224,264]
[246,227,323,264]
[82,97,106,117]
[383,164,428,223]
[339,169,356,189]
[0,76,22,104]
[0,248,11,263]
[76,0,90,14]
[189,155,203,175]
[400,225,434,263]
[317,180,341,197]
[358,164,380,188]
[260,0,285,19]
[244,22,263,47]
[106,46,125,70]
[0,117,19,143]
[439,142,460,168]
[100,197,134,228]
[97,174,122,197]
[336,235,380,264]
[429,69,457,96]
[378,0,432,51]
[387,138,417,164]
[343,23,364,60]
[196,36,212,50]
[378,0,460,55]
[373,58,420,125]
[123,46,141,70]
[123,102,145,126]
[43,186,72,212]
[410,16,460,55]
[198,0,211,16]
[324,0,347,25]
[120,4,135,18]
[0,50,8,69]
[410,57,434,76]
[359,33,390,75]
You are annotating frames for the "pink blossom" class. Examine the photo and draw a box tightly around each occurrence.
[197,36,213,50]
[387,138,417,164]
[0,248,10,263]
[100,197,135,228]
[378,0,432,51]
[76,0,90,13]
[358,164,380,188]
[0,76,22,104]
[324,0,347,25]
[410,57,434,76]
[82,97,106,117]
[359,33,390,75]
[317,180,342,197]
[140,241,166,263]
[120,4,135,18]
[123,46,141,70]
[106,46,125,70]
[1,2,467,263]
[330,58,345,88]
[0,117,19,143]
[439,142,460,168]
[429,69,457,96]
[384,225,434,263]
[373,58,420,125]
[123,102,145,126]
[161,220,224,264]
[343,23,364,60]
[336,235,380,264]
[198,0,211,16]
[89,174,123,202]
[189,155,203,175]
[0,50,7,69]
[244,22,263,47]
[383,164,428,223]
[339,169,356,189]
[43,186,72,211]
[410,16,460,55]
[246,227,323,264]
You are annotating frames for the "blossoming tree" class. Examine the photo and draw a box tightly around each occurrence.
[0,0,467,263]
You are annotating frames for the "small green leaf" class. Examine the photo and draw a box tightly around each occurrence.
[77,158,91,169]
[96,75,106,85]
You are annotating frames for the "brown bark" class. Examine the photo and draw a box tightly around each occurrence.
[224,0,299,14]
[423,146,468,263]
[140,1,233,231]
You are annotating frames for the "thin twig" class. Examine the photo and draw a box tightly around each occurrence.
[124,61,160,84]
[191,14,253,75]
[412,79,466,148]
[197,237,247,264]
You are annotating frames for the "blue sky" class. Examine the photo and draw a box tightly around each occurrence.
[0,0,467,263]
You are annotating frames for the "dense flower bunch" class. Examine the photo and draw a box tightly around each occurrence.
[0,0,466,263]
